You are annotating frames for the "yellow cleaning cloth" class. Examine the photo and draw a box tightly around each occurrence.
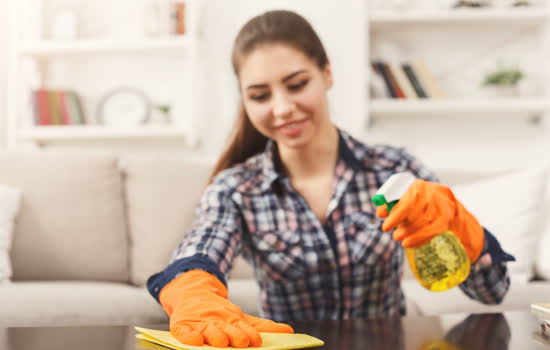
[135,327,324,350]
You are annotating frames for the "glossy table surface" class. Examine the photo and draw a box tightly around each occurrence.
[0,311,548,349]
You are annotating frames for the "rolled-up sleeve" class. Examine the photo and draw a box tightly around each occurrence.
[147,179,244,302]
[459,229,515,304]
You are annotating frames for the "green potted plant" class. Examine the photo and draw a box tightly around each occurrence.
[481,63,524,97]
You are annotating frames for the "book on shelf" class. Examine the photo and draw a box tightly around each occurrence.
[413,61,445,99]
[32,89,86,126]
[370,60,445,100]
[402,63,428,98]
[389,63,418,99]
[372,61,398,98]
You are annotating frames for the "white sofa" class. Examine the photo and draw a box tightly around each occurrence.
[0,149,548,327]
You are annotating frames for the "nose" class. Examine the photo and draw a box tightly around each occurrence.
[272,91,295,119]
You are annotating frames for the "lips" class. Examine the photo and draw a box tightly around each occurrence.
[277,119,306,137]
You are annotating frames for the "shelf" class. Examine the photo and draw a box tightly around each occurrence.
[369,8,550,26]
[17,125,189,141]
[369,99,550,116]
[20,36,196,56]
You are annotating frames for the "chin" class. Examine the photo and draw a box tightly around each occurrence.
[276,128,315,149]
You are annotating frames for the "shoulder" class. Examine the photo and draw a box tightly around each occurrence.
[340,130,408,170]
[341,130,437,181]
[366,144,437,181]
[208,153,267,195]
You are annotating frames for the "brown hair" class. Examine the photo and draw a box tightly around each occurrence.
[207,10,329,184]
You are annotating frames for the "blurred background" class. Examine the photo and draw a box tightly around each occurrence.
[2,0,550,331]
[2,0,550,171]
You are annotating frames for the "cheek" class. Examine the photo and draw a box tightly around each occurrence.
[298,85,327,112]
[244,102,272,132]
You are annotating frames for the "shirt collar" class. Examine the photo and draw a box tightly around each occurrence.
[259,128,367,192]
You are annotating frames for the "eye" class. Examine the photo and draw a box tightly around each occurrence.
[250,92,270,102]
[288,80,308,91]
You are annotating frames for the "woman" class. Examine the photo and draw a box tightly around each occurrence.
[148,10,514,348]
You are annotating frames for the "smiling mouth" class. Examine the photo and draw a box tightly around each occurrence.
[277,120,305,130]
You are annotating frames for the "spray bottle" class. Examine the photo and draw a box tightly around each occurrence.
[372,172,470,292]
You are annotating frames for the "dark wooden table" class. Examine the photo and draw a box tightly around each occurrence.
[0,311,548,349]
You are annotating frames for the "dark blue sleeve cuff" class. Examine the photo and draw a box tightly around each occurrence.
[146,254,227,303]
[482,228,515,264]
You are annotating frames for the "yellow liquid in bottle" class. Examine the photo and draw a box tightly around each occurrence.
[405,231,470,292]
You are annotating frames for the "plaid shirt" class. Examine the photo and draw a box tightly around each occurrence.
[148,129,514,321]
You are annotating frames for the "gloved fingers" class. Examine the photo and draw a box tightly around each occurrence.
[217,322,250,348]
[401,231,437,248]
[234,320,263,347]
[170,321,205,346]
[202,322,229,348]
[381,187,424,232]
[401,215,448,248]
[392,226,413,242]
[376,204,388,218]
[256,321,294,333]
[382,179,439,232]
[381,200,410,232]
[399,204,440,234]
[242,314,294,333]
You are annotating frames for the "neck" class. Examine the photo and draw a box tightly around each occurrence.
[277,123,339,179]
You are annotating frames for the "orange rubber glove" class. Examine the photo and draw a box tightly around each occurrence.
[159,269,294,348]
[376,179,484,263]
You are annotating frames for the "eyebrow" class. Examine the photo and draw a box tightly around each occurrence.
[246,70,308,90]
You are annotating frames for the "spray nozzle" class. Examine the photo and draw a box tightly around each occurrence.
[372,172,417,214]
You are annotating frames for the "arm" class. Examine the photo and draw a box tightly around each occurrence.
[147,178,292,348]
[459,228,515,304]
[147,180,243,302]
[397,149,515,303]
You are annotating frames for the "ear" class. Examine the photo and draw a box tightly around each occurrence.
[323,59,333,89]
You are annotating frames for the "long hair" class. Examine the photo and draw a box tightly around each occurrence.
[208,10,329,184]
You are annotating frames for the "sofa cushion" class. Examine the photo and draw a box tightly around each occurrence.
[0,281,167,327]
[0,150,128,282]
[121,154,213,286]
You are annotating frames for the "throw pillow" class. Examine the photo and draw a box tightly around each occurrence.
[0,184,21,282]
[451,167,548,283]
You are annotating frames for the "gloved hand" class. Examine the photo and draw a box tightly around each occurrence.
[375,179,484,263]
[159,269,294,348]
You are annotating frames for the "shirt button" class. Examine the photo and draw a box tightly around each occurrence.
[154,286,159,292]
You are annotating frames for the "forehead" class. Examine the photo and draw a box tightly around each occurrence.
[239,44,317,85]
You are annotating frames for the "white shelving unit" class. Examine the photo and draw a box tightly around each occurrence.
[369,7,549,25]
[17,125,189,142]
[20,37,197,56]
[6,1,203,149]
[370,98,550,116]
[366,6,550,123]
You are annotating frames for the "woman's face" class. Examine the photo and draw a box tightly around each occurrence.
[238,44,333,149]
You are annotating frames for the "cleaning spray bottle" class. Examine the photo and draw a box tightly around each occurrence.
[372,172,470,292]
